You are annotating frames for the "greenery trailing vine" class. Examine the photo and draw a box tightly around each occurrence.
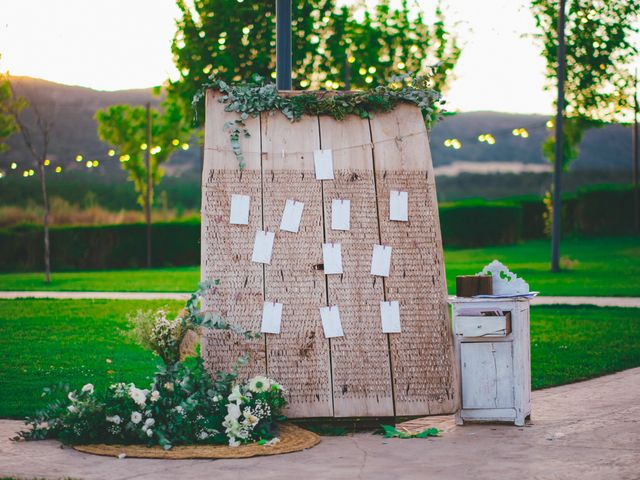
[193,73,443,169]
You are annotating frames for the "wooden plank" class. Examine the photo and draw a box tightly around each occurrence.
[261,111,333,418]
[319,115,394,417]
[201,90,266,379]
[369,103,458,416]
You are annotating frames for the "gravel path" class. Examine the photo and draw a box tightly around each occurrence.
[1,291,639,307]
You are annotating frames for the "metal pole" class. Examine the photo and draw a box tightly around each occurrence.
[633,69,639,232]
[276,0,292,90]
[145,102,152,268]
[551,0,566,273]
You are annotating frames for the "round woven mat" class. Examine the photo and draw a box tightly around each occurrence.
[73,424,320,459]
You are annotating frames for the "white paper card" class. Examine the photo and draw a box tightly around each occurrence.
[279,199,304,233]
[331,199,351,231]
[229,194,250,225]
[371,244,392,277]
[380,301,401,333]
[261,301,283,334]
[320,306,344,338]
[390,190,408,221]
[251,230,275,264]
[313,149,334,180]
[322,243,343,275]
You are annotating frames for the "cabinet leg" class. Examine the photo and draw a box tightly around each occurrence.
[515,413,525,427]
[455,411,464,426]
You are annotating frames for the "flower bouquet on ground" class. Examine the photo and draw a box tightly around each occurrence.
[17,282,287,450]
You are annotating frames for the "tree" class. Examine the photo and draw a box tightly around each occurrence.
[6,76,55,282]
[95,96,191,265]
[170,0,460,115]
[530,0,639,270]
[0,75,20,153]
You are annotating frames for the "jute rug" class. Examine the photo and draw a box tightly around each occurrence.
[73,424,320,459]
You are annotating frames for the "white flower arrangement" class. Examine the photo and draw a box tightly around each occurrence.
[130,412,142,424]
[128,386,148,407]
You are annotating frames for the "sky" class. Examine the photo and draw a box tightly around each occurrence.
[0,0,589,114]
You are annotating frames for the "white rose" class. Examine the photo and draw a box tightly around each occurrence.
[67,392,76,402]
[129,386,147,407]
[144,418,155,428]
[228,438,241,448]
[131,411,142,424]
[67,405,78,414]
[106,415,122,425]
[150,391,160,402]
[81,383,94,394]
[174,405,184,415]
[146,428,153,437]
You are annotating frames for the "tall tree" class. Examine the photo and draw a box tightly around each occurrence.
[7,76,55,282]
[0,74,20,153]
[530,0,639,270]
[170,0,460,114]
[95,96,191,265]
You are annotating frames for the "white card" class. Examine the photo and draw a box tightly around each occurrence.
[251,230,275,264]
[320,306,344,338]
[279,199,304,233]
[313,149,334,180]
[390,190,408,222]
[331,199,351,231]
[380,301,401,333]
[322,243,343,275]
[371,244,392,277]
[261,301,283,334]
[229,194,250,225]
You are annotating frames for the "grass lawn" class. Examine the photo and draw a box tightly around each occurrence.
[0,299,638,418]
[0,236,637,296]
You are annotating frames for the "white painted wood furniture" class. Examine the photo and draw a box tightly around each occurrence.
[449,296,531,426]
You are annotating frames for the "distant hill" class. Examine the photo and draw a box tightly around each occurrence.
[0,76,634,177]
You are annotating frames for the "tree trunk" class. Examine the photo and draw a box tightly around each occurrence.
[38,159,51,283]
[145,102,152,268]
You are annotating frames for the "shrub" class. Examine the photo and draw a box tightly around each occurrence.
[439,200,523,247]
[575,184,635,235]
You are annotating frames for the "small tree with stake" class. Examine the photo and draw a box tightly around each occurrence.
[6,76,55,283]
[95,96,190,267]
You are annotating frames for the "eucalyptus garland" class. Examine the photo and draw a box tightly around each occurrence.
[193,73,443,169]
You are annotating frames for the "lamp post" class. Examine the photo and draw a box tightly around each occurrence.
[276,0,292,90]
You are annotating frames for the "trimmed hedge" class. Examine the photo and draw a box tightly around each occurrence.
[439,201,522,247]
[0,185,636,271]
[0,221,200,272]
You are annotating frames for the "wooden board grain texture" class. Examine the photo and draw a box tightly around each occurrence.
[201,90,266,379]
[318,115,394,417]
[261,111,333,418]
[369,104,458,416]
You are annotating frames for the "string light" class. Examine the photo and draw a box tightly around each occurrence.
[119,154,130,162]
[181,143,189,151]
[44,159,51,166]
[55,166,62,173]
[23,171,29,177]
[512,128,529,138]
[76,155,83,162]
[92,160,99,167]
[0,171,5,179]
[108,149,115,157]
[86,160,93,168]
[478,134,496,145]
[150,146,162,155]
[171,139,180,146]
[11,162,17,169]
[444,138,462,149]
[29,169,35,176]
[140,143,148,151]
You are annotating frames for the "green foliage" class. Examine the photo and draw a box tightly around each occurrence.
[16,287,286,448]
[380,425,439,439]
[530,0,639,166]
[95,97,191,209]
[170,0,460,118]
[575,184,636,235]
[0,74,23,154]
[197,72,442,167]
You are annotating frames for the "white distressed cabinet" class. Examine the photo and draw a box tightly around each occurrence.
[449,297,531,426]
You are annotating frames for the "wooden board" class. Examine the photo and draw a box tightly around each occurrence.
[201,90,266,378]
[261,111,333,417]
[318,115,394,417]
[369,104,458,416]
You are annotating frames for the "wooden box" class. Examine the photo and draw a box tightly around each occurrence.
[201,89,458,418]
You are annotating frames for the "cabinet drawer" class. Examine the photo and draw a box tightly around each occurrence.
[454,313,511,337]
